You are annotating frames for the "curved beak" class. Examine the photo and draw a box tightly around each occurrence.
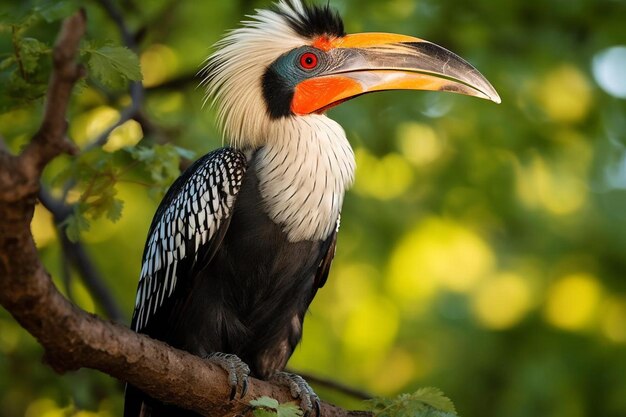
[292,33,501,115]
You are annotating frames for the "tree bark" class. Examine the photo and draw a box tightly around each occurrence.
[0,11,371,417]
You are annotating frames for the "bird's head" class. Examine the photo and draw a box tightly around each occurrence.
[201,0,500,148]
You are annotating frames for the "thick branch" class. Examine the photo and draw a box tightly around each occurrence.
[0,11,370,417]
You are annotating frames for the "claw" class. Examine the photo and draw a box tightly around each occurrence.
[271,372,320,416]
[241,376,249,399]
[205,352,251,401]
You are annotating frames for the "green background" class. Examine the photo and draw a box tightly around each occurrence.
[1,0,626,416]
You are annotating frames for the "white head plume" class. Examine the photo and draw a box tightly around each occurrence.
[200,1,314,149]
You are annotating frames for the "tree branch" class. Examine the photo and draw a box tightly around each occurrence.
[0,11,371,417]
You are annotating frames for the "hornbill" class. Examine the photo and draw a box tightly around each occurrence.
[124,1,500,416]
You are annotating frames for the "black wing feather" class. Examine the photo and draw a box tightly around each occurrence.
[130,147,247,332]
[313,216,340,292]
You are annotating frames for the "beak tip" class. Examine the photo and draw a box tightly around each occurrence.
[483,86,501,104]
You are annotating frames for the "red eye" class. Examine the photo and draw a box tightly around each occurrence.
[299,52,318,70]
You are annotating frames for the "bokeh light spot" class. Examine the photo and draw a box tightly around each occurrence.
[0,319,21,354]
[25,399,59,417]
[396,122,444,167]
[140,44,179,88]
[343,295,399,356]
[354,149,414,200]
[536,65,592,123]
[103,119,144,152]
[31,204,56,248]
[592,46,626,99]
[388,217,495,309]
[602,297,626,343]
[544,273,602,330]
[515,155,587,215]
[70,106,120,145]
[471,272,532,330]
[371,348,415,394]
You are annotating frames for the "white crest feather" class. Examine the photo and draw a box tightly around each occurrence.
[200,0,312,148]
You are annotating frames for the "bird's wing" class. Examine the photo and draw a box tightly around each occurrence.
[130,147,248,333]
[313,216,340,291]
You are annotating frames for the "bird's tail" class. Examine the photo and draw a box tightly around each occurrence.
[123,384,150,417]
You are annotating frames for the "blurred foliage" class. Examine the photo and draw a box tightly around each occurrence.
[1,0,626,417]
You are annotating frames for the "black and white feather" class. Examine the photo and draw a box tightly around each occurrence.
[132,148,248,332]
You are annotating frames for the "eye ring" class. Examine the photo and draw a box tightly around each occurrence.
[299,52,319,70]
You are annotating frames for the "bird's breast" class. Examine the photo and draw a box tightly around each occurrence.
[254,115,355,242]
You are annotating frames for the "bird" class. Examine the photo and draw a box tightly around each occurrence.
[124,1,500,416]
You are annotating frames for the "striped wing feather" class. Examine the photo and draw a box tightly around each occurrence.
[131,147,247,332]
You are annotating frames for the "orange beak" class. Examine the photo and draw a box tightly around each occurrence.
[291,33,501,115]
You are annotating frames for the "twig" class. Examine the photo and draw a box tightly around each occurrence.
[60,231,126,322]
[59,244,74,301]
[95,0,136,51]
[145,70,198,92]
[288,369,373,401]
[83,81,144,151]
[132,0,179,45]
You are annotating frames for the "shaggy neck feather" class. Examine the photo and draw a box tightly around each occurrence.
[254,115,355,242]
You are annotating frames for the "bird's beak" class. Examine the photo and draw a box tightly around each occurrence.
[292,33,501,115]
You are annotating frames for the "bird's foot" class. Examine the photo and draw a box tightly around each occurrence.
[205,352,251,400]
[270,372,320,417]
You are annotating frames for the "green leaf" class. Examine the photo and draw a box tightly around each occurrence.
[409,388,456,414]
[106,198,124,222]
[249,396,303,417]
[20,37,48,73]
[253,409,278,417]
[86,45,142,88]
[173,145,197,160]
[0,56,15,71]
[127,144,195,198]
[250,397,280,410]
[276,402,303,417]
[34,0,78,23]
[62,207,90,243]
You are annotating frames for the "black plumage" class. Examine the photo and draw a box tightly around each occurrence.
[124,148,338,417]
[277,0,345,39]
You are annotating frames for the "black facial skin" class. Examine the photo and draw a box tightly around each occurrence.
[262,46,329,119]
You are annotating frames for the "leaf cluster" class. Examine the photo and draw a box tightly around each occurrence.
[366,388,458,417]
[0,0,141,111]
[57,144,194,241]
